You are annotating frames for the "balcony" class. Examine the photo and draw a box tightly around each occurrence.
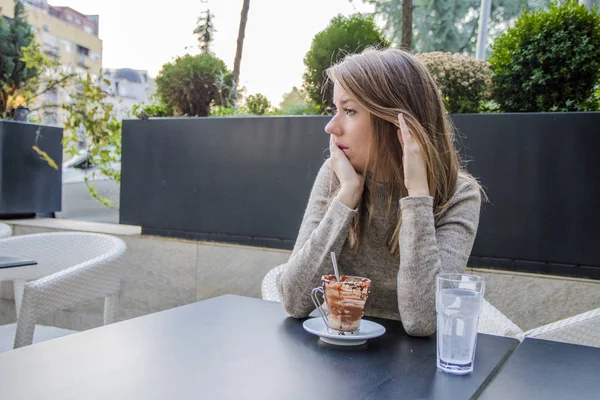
[77,54,89,69]
[42,44,60,57]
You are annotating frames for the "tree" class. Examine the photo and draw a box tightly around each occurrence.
[0,0,38,117]
[155,53,233,116]
[245,93,270,115]
[231,0,250,104]
[0,1,74,119]
[401,0,412,50]
[303,14,389,113]
[279,86,318,115]
[365,0,549,55]
[193,9,216,54]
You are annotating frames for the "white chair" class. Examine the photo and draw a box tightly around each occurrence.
[524,308,600,348]
[261,264,524,340]
[0,232,127,351]
[0,223,12,239]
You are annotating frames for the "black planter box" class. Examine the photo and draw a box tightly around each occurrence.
[452,112,600,278]
[0,120,63,216]
[120,113,600,279]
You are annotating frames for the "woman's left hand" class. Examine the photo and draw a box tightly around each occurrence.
[397,113,430,197]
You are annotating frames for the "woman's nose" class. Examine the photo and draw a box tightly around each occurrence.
[325,117,341,136]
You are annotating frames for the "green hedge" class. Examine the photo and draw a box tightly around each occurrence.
[489,1,600,112]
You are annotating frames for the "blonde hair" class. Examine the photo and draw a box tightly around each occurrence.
[325,47,480,258]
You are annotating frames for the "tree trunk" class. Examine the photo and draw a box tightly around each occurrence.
[231,0,250,104]
[401,0,412,51]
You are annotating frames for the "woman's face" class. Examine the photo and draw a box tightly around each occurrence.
[325,83,373,173]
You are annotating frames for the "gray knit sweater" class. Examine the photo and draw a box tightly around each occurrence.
[278,159,482,336]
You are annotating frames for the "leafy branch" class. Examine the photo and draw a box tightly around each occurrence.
[62,74,122,209]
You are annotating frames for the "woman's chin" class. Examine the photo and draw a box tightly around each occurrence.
[350,164,365,174]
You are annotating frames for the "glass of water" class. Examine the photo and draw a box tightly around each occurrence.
[436,273,485,375]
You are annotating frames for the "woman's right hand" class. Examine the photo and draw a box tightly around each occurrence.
[329,135,362,209]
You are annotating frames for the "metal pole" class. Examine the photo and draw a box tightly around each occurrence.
[476,0,492,60]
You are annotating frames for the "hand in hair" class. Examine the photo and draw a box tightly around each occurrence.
[329,135,363,209]
[397,114,430,197]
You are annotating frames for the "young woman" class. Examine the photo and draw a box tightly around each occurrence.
[278,48,483,337]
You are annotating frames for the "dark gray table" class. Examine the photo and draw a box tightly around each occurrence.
[0,256,36,269]
[478,337,600,400]
[0,295,518,399]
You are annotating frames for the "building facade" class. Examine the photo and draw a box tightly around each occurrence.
[0,0,103,75]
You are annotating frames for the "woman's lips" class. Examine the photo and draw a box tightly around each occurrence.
[336,143,349,150]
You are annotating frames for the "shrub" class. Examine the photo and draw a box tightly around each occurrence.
[279,86,319,115]
[489,1,600,112]
[245,93,271,115]
[209,105,250,117]
[155,53,233,116]
[417,52,493,113]
[131,100,173,118]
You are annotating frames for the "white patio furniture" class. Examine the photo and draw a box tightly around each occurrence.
[0,223,12,239]
[261,264,524,340]
[0,232,127,351]
[524,307,600,348]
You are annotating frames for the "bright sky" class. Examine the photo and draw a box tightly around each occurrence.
[53,0,375,106]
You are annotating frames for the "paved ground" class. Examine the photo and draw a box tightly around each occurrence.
[57,180,120,224]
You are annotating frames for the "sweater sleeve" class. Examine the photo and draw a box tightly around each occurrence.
[278,159,357,318]
[397,177,482,336]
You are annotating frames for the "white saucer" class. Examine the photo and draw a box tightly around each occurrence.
[302,317,386,346]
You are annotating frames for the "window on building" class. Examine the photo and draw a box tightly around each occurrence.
[75,17,81,24]
[90,51,101,62]
[76,46,89,68]
[84,25,93,34]
[42,33,59,56]
[66,14,73,22]
[76,45,89,56]
[43,24,50,32]
[61,39,74,54]
[42,32,57,45]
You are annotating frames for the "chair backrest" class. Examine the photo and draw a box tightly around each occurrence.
[0,232,124,280]
[525,308,600,348]
[5,232,127,349]
[0,223,12,239]
[261,264,285,302]
[478,298,524,340]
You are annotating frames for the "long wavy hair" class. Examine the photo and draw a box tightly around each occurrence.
[325,47,480,258]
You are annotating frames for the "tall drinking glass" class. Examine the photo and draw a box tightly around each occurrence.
[436,273,485,375]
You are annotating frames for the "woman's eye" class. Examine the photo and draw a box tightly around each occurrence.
[343,108,356,116]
